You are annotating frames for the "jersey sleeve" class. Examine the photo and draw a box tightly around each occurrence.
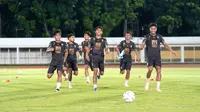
[131,42,136,51]
[142,35,147,44]
[76,43,82,56]
[81,41,84,49]
[159,35,165,44]
[47,41,53,48]
[103,39,108,50]
[89,37,94,48]
[117,41,123,49]
[65,43,69,51]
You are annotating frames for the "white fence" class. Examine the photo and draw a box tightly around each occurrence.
[0,37,200,64]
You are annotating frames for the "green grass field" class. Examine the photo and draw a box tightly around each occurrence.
[0,67,200,112]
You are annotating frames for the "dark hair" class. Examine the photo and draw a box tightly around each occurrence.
[149,22,158,28]
[67,33,75,39]
[95,26,103,31]
[84,31,91,36]
[126,31,132,35]
[53,29,61,36]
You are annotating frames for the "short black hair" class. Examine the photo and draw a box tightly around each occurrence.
[67,33,75,39]
[126,31,132,35]
[53,29,61,36]
[84,31,91,36]
[95,26,103,31]
[149,22,158,28]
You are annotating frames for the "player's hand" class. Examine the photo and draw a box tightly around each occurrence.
[106,50,109,54]
[119,50,125,57]
[116,55,123,60]
[140,44,144,50]
[136,58,140,63]
[86,55,90,61]
[171,50,176,56]
[46,48,54,52]
[78,55,82,60]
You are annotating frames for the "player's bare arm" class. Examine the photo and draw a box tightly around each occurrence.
[105,40,109,54]
[116,46,120,56]
[85,46,90,61]
[64,50,68,63]
[140,38,146,50]
[134,49,140,62]
[162,42,176,56]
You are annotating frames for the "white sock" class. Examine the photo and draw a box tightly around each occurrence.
[94,84,97,88]
[125,80,129,85]
[146,78,150,85]
[156,81,160,89]
[56,82,61,89]
[69,81,72,85]
[86,76,89,80]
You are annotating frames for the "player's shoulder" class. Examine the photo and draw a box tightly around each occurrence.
[102,37,107,41]
[73,42,79,46]
[144,34,150,38]
[61,41,66,44]
[156,34,163,38]
[50,40,55,43]
[120,40,126,43]
[130,40,135,44]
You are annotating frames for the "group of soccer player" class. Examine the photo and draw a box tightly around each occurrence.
[46,23,176,92]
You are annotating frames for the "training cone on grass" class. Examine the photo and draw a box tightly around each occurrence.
[6,80,10,83]
[138,76,141,78]
[2,80,6,83]
[16,76,19,78]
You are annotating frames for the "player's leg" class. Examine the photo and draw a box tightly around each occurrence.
[47,65,56,79]
[124,59,132,87]
[56,64,63,92]
[73,61,78,76]
[97,56,104,79]
[155,58,162,92]
[68,62,73,89]
[92,56,99,91]
[63,62,68,81]
[89,54,93,71]
[120,59,125,74]
[145,57,154,90]
[99,58,104,76]
[84,59,90,83]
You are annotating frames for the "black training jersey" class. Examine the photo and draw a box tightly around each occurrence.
[117,40,136,56]
[81,40,90,58]
[90,37,108,56]
[142,34,165,57]
[47,41,66,61]
[66,42,80,59]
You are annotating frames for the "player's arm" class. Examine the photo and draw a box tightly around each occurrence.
[116,41,122,56]
[64,44,68,63]
[132,43,140,62]
[104,39,109,54]
[140,36,147,50]
[160,36,176,56]
[46,41,54,52]
[81,42,84,52]
[76,44,82,60]
[85,46,90,61]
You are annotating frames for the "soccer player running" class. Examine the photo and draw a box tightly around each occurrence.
[81,31,93,84]
[46,29,67,92]
[116,31,140,87]
[140,23,176,92]
[64,33,82,89]
[89,26,109,91]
